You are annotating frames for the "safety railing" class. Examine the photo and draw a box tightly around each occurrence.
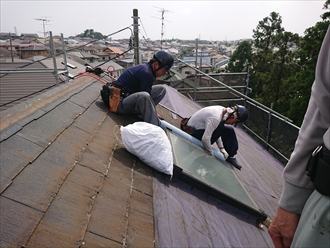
[177,59,300,164]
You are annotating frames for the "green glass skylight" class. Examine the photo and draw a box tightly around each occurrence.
[166,129,268,222]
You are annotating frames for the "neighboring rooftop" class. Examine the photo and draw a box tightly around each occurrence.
[0,61,57,111]
[0,72,284,247]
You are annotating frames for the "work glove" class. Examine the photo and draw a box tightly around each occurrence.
[220,147,229,159]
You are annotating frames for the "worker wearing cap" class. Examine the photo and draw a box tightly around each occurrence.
[114,50,174,126]
[184,104,249,170]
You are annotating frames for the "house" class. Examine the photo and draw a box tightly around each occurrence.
[0,41,22,53]
[178,64,197,76]
[20,33,40,43]
[116,57,134,69]
[20,45,51,59]
[215,59,230,73]
[0,33,19,40]
[93,51,112,62]
[103,46,124,59]
[182,54,212,66]
[88,60,125,79]
[66,51,100,64]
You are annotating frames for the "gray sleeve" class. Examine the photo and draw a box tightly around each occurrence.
[279,25,330,214]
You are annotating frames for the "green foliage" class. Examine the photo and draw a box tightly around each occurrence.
[226,40,252,72]
[248,4,329,126]
[285,21,330,125]
[77,29,106,39]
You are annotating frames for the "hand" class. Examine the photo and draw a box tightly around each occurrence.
[220,147,229,159]
[268,207,300,248]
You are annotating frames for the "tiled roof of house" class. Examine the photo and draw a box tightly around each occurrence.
[0,62,57,111]
[106,46,123,54]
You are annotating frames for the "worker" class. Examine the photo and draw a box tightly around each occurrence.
[112,50,174,126]
[181,104,249,170]
[268,25,330,247]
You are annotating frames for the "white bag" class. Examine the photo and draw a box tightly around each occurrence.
[120,122,173,177]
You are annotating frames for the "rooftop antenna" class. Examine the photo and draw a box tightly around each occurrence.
[152,6,173,49]
[35,17,52,38]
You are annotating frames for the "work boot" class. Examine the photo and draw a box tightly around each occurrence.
[226,157,242,170]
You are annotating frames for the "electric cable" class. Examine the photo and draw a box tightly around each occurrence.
[0,26,135,108]
[4,26,134,70]
[139,18,152,47]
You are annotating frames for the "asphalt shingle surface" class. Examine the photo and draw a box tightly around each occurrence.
[0,77,155,247]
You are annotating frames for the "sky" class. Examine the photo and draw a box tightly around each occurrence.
[0,0,326,41]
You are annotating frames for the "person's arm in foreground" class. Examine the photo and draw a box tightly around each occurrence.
[268,25,330,248]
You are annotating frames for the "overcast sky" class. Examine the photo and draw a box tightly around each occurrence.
[0,1,325,41]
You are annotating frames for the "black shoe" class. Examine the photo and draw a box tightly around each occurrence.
[226,157,242,170]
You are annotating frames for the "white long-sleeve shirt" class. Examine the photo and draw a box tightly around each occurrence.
[187,105,228,155]
[279,25,330,214]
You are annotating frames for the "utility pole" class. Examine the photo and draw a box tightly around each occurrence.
[9,33,14,62]
[194,38,198,101]
[133,9,139,65]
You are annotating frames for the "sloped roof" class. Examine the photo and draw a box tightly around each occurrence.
[40,56,87,78]
[67,51,100,59]
[88,60,124,72]
[0,62,57,111]
[0,75,284,247]
[106,46,123,54]
[0,47,13,57]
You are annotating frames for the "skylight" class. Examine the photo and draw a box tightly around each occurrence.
[165,129,269,224]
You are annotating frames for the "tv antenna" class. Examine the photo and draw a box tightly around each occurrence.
[152,6,173,49]
[35,17,52,38]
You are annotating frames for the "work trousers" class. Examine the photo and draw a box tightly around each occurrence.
[117,85,166,126]
[291,190,330,247]
[190,122,239,157]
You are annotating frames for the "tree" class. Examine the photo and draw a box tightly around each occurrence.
[264,31,299,113]
[321,0,330,20]
[77,29,106,39]
[226,40,252,72]
[285,20,329,125]
[251,12,285,101]
[250,1,329,126]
